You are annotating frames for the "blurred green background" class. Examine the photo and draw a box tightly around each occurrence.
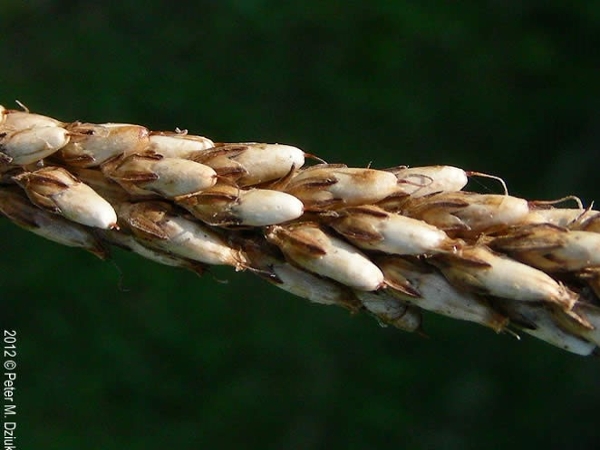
[1,2,600,449]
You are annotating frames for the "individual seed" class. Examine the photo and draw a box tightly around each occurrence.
[285,164,398,210]
[59,122,150,167]
[491,224,600,272]
[0,126,70,165]
[402,192,530,235]
[0,187,108,258]
[378,256,508,332]
[118,201,246,268]
[497,300,596,356]
[522,208,599,228]
[1,109,63,129]
[265,223,384,291]
[13,166,118,229]
[191,143,305,186]
[177,184,303,227]
[245,244,361,310]
[148,131,215,158]
[432,245,578,309]
[329,205,457,255]
[99,229,206,275]
[389,165,468,197]
[104,153,217,197]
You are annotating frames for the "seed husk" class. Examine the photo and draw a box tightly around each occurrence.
[104,153,217,198]
[148,131,215,158]
[379,256,508,332]
[0,187,107,258]
[13,166,117,229]
[285,165,399,210]
[330,205,457,256]
[0,126,70,165]
[59,122,150,167]
[118,201,246,268]
[432,245,578,309]
[266,223,385,291]
[177,184,304,227]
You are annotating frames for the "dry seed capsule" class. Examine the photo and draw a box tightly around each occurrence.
[118,201,245,268]
[59,122,150,167]
[192,143,305,186]
[0,187,107,258]
[492,224,600,272]
[266,223,384,291]
[13,167,117,229]
[432,246,577,308]
[0,126,70,165]
[2,109,63,129]
[177,184,303,227]
[353,290,422,332]
[148,131,215,158]
[402,192,530,234]
[390,165,468,197]
[330,205,457,256]
[285,165,398,210]
[498,300,596,356]
[379,257,507,332]
[104,153,217,198]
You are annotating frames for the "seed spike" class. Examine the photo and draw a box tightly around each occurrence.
[3,102,600,356]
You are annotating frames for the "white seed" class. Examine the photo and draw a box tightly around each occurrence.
[0,105,5,126]
[118,201,245,268]
[148,132,215,158]
[228,143,305,186]
[230,189,303,226]
[266,223,384,291]
[60,123,150,167]
[492,224,600,272]
[403,192,530,233]
[0,187,107,258]
[391,165,468,197]
[379,257,507,332]
[105,153,217,198]
[192,143,305,186]
[500,300,596,356]
[331,205,457,255]
[433,245,577,308]
[13,167,118,229]
[2,110,62,129]
[0,126,70,165]
[286,165,399,209]
[178,184,303,226]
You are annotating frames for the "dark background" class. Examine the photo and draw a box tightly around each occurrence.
[1,2,600,449]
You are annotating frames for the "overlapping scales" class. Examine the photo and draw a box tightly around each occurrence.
[2,103,600,356]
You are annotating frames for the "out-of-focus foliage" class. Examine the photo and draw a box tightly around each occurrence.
[1,2,599,449]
